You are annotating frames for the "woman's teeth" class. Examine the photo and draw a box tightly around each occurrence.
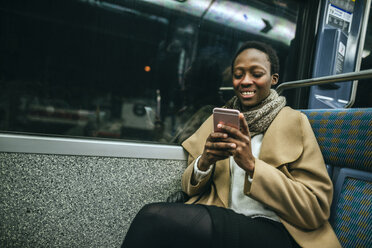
[242,91,254,95]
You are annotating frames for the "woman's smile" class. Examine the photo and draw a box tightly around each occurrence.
[240,90,256,97]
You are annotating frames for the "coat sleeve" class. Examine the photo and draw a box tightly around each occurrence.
[181,116,214,197]
[181,155,213,196]
[244,113,333,230]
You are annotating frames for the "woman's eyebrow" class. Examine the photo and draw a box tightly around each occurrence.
[234,65,267,71]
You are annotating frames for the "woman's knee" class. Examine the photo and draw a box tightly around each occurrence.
[125,203,168,239]
[132,202,172,227]
[136,202,167,217]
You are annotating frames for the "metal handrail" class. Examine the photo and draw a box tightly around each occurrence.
[275,69,372,95]
[219,69,372,95]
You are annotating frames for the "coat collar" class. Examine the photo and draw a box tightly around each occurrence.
[259,107,303,167]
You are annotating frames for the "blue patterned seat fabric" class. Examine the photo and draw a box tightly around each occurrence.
[332,176,372,247]
[301,108,372,248]
[301,108,372,172]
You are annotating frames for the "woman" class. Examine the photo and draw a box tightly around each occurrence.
[122,41,341,248]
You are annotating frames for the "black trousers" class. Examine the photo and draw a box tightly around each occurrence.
[122,202,299,248]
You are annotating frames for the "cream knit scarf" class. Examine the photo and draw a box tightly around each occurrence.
[224,89,286,137]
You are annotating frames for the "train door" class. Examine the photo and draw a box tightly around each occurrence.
[308,0,370,109]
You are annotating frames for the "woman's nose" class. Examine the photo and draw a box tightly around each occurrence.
[241,74,253,85]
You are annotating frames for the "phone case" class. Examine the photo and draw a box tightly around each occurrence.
[213,108,240,132]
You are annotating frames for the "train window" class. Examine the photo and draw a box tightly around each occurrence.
[0,0,301,144]
[354,3,372,108]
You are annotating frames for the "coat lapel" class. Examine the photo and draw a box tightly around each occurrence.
[259,107,303,166]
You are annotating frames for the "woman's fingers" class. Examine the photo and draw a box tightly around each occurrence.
[216,114,250,142]
[239,113,250,136]
[217,123,248,141]
[201,132,236,166]
[205,138,236,150]
[201,145,231,167]
[208,132,228,140]
[204,148,230,159]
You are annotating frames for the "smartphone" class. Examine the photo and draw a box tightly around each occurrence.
[213,107,240,132]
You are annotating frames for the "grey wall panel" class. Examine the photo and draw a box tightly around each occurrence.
[0,133,187,160]
[0,152,187,248]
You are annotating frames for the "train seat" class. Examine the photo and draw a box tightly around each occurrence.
[301,108,372,248]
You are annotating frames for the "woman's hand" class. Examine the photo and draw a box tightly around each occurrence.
[198,131,235,171]
[215,113,255,175]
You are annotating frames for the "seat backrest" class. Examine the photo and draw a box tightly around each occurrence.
[302,108,372,173]
[301,108,372,248]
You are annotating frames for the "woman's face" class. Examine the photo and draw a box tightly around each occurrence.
[232,48,278,110]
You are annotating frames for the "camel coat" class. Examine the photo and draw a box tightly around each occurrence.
[181,107,341,248]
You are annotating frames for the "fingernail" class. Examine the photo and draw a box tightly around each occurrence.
[217,124,222,128]
[230,143,236,148]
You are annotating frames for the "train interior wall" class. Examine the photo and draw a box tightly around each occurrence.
[0,152,187,247]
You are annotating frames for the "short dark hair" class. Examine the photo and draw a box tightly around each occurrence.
[231,41,279,75]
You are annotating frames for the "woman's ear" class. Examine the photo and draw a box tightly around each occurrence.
[271,73,279,86]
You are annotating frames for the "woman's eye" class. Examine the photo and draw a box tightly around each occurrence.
[233,73,243,79]
[252,72,263,78]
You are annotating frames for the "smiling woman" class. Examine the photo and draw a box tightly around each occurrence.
[231,42,279,109]
[122,41,341,248]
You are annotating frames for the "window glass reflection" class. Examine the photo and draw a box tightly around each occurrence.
[0,0,300,144]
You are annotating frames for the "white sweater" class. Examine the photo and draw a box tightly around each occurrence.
[193,134,280,222]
